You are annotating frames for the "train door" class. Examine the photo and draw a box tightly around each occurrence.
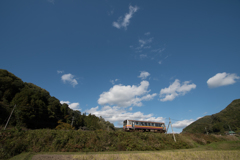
[132,121,135,129]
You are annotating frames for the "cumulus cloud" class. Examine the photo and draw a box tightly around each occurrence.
[138,71,150,79]
[207,72,240,88]
[69,103,80,109]
[112,5,139,29]
[160,79,196,102]
[61,73,78,87]
[98,81,157,107]
[172,119,195,128]
[86,105,165,127]
[60,101,80,110]
[60,101,70,104]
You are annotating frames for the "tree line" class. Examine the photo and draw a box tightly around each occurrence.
[0,69,114,131]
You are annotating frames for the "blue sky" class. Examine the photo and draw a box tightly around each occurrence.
[1,0,240,133]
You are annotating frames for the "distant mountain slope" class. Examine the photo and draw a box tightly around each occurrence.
[0,69,114,130]
[182,99,240,134]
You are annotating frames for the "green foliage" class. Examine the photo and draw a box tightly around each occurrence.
[1,129,239,159]
[0,69,114,131]
[183,99,240,134]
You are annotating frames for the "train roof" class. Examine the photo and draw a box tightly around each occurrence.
[124,119,165,124]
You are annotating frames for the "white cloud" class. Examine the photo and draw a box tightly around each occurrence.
[86,105,165,127]
[144,32,150,36]
[57,70,64,74]
[69,103,80,110]
[60,101,80,110]
[204,112,207,115]
[160,79,196,102]
[110,79,119,85]
[207,72,240,88]
[98,80,157,107]
[172,119,195,128]
[138,38,153,48]
[138,71,150,79]
[158,61,162,64]
[113,5,139,29]
[61,73,78,87]
[60,101,70,104]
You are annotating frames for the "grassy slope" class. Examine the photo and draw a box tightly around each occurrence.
[183,99,240,134]
[1,129,239,159]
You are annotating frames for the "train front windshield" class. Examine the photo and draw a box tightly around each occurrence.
[123,120,127,126]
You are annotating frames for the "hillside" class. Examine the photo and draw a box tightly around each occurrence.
[0,69,114,130]
[182,99,240,134]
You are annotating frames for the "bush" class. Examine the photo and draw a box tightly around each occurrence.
[0,129,239,159]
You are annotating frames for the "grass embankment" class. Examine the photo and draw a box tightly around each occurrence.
[1,129,239,159]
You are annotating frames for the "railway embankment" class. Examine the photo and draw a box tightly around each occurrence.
[1,129,239,159]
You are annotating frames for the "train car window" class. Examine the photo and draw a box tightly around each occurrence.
[129,121,132,125]
[148,123,150,126]
[156,123,159,127]
[136,122,138,125]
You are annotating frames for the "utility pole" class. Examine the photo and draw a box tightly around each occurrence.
[169,118,176,142]
[205,127,208,135]
[4,104,16,130]
[228,125,232,131]
[71,116,74,127]
[166,120,170,134]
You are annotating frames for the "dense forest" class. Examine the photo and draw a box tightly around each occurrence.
[0,69,114,131]
[182,99,240,134]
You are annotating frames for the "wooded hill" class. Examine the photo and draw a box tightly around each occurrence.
[182,99,240,134]
[0,69,114,130]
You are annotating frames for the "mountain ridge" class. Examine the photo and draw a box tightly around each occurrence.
[182,99,240,134]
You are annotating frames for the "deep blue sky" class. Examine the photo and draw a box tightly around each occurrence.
[1,0,240,132]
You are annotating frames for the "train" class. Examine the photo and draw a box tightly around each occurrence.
[123,119,166,133]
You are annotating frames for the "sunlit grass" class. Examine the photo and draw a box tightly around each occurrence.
[70,151,240,160]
